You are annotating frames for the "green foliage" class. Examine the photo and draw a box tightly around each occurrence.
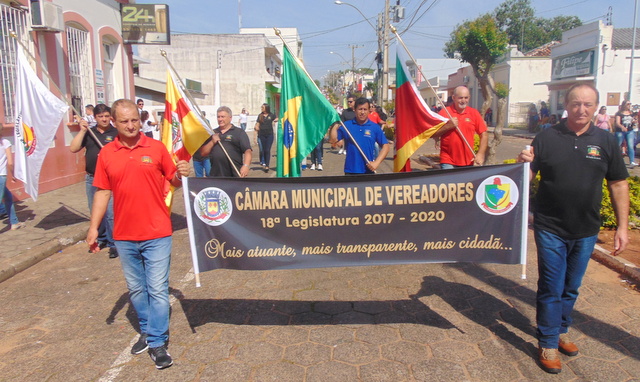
[383,125,395,141]
[529,175,640,229]
[383,100,395,114]
[444,14,509,77]
[493,0,581,51]
[494,82,509,99]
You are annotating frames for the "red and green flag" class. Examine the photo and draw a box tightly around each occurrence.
[277,45,340,177]
[394,48,448,172]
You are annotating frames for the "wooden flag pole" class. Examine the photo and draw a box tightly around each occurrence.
[273,27,376,172]
[390,25,476,161]
[160,50,241,177]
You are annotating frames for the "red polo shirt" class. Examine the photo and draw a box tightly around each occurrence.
[93,133,177,241]
[438,105,487,166]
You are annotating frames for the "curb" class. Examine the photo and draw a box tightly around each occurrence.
[592,244,640,285]
[0,222,89,284]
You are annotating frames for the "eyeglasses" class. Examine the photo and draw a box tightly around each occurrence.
[348,100,354,103]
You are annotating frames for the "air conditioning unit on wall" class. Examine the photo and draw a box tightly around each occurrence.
[30,0,64,33]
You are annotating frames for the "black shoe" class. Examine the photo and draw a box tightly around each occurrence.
[131,333,148,355]
[108,248,119,258]
[149,345,173,369]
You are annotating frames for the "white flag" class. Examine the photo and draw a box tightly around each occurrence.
[13,46,69,201]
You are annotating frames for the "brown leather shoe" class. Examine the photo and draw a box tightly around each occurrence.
[538,347,562,374]
[558,333,579,356]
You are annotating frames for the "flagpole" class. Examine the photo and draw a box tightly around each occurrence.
[273,28,376,172]
[10,31,104,148]
[160,50,241,177]
[391,25,476,161]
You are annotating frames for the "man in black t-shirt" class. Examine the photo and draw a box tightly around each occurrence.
[200,106,252,177]
[335,95,356,155]
[518,83,629,374]
[70,103,119,258]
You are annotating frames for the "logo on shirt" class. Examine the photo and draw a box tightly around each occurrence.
[224,135,233,141]
[141,156,153,164]
[105,136,114,143]
[194,187,233,226]
[364,129,372,137]
[475,175,519,215]
[586,145,602,160]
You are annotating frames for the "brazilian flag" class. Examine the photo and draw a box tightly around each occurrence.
[277,45,340,177]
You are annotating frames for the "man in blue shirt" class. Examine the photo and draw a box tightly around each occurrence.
[330,98,389,174]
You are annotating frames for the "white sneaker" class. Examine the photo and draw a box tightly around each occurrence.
[310,164,316,171]
[631,162,638,166]
[317,164,323,171]
[338,148,344,155]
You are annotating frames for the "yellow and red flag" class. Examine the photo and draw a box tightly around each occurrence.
[161,66,211,209]
[161,67,211,162]
[394,47,448,172]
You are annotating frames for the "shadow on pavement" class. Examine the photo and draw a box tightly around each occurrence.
[34,205,88,230]
[177,296,458,333]
[452,263,640,362]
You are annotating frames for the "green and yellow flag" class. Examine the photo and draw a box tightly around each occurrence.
[277,45,340,177]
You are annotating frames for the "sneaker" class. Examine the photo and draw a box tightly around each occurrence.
[11,222,25,230]
[338,148,345,155]
[108,247,119,259]
[538,347,561,374]
[310,164,316,171]
[317,164,323,171]
[631,162,638,166]
[558,333,579,356]
[131,333,148,355]
[149,345,173,369]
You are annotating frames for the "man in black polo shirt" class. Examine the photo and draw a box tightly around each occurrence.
[336,95,356,155]
[70,103,119,258]
[200,106,252,177]
[518,83,629,374]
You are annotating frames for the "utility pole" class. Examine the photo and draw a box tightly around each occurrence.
[349,44,363,92]
[382,0,390,104]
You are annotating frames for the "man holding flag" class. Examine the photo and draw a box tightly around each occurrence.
[87,99,189,370]
[330,97,390,175]
[199,106,252,177]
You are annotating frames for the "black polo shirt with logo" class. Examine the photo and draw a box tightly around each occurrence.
[531,121,628,239]
[81,126,118,175]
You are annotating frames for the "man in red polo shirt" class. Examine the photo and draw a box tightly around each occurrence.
[87,99,189,370]
[437,86,488,169]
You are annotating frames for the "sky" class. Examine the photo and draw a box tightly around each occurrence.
[135,0,636,80]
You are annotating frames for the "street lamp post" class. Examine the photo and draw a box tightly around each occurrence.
[335,0,389,104]
[330,51,352,92]
[334,1,377,32]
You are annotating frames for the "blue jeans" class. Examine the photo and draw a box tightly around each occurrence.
[534,229,597,349]
[240,123,247,131]
[258,134,274,168]
[0,176,18,226]
[310,141,323,165]
[86,174,114,249]
[616,131,636,164]
[193,158,211,177]
[116,236,172,348]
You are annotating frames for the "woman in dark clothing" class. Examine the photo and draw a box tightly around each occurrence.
[254,103,278,172]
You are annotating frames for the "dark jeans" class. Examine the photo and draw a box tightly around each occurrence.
[258,134,274,168]
[534,229,597,348]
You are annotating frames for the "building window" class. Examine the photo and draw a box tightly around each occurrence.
[0,5,28,123]
[102,40,118,105]
[66,25,93,116]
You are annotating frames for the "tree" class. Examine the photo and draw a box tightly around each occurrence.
[444,14,508,114]
[444,14,508,164]
[487,83,509,164]
[494,0,581,52]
